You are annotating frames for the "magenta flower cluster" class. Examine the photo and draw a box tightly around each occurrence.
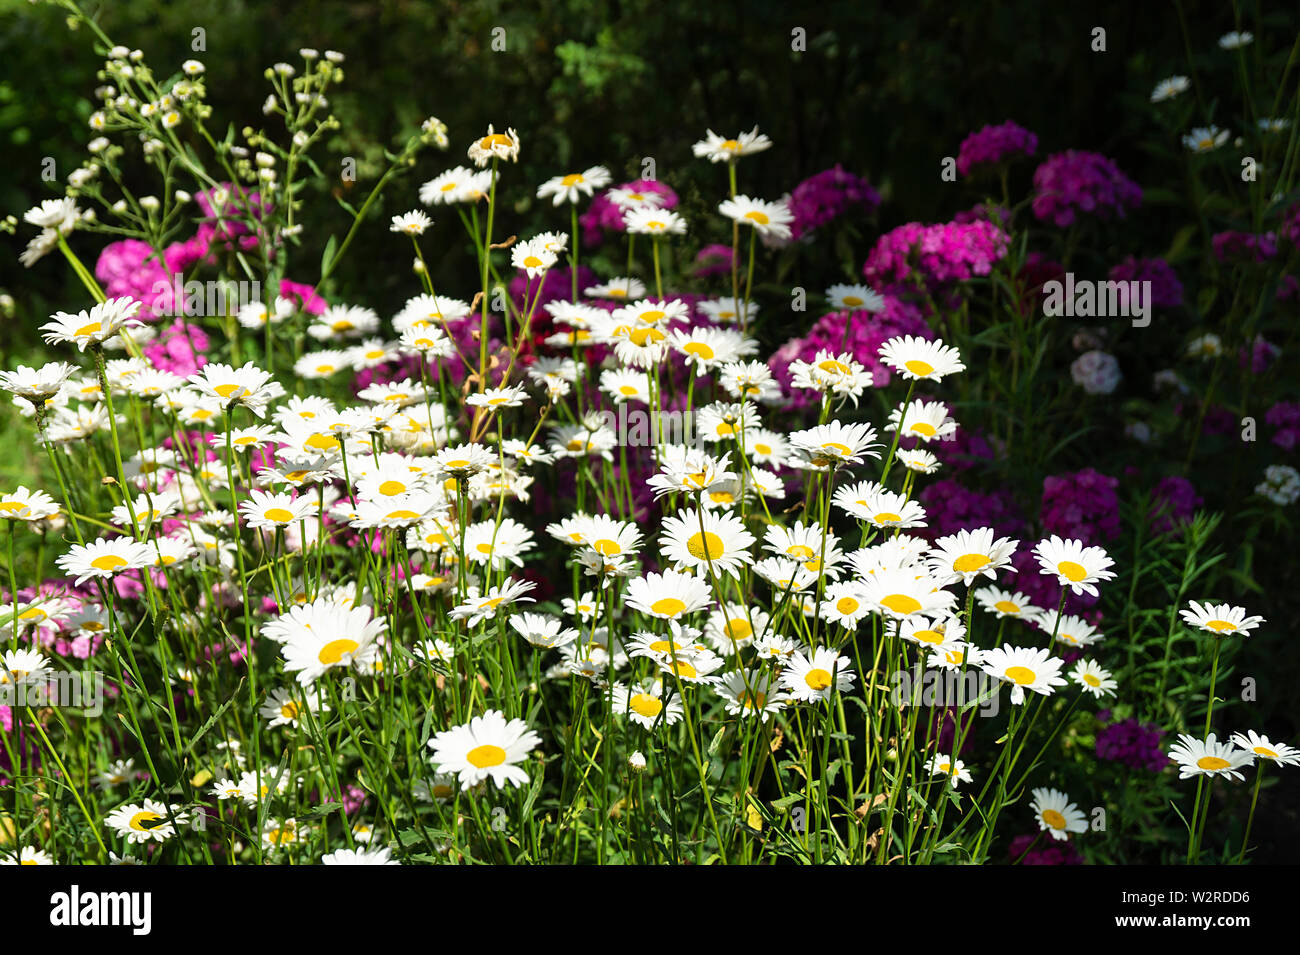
[787,164,880,240]
[956,121,1038,176]
[861,219,1009,293]
[917,478,1026,540]
[1212,230,1278,263]
[1096,717,1169,772]
[1031,150,1142,227]
[1266,401,1300,450]
[1148,475,1202,536]
[1108,256,1183,309]
[1040,468,1121,545]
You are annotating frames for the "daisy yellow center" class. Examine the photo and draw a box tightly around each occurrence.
[305,433,339,451]
[479,133,513,150]
[715,422,737,437]
[266,826,295,845]
[1083,673,1101,687]
[842,296,863,307]
[523,255,543,268]
[880,594,922,615]
[994,600,1021,614]
[0,502,24,513]
[836,597,860,615]
[1196,756,1230,771]
[953,553,990,573]
[264,507,294,523]
[909,422,937,437]
[19,608,46,620]
[724,619,753,640]
[818,359,850,375]
[213,383,242,398]
[618,385,638,396]
[561,173,583,186]
[786,544,815,560]
[466,744,507,768]
[1004,665,1036,685]
[378,480,407,496]
[805,668,833,690]
[386,510,420,520]
[331,320,355,332]
[664,658,697,679]
[280,701,301,720]
[821,441,851,455]
[629,694,662,718]
[129,811,164,832]
[1041,809,1067,830]
[628,327,665,346]
[687,531,726,561]
[721,139,741,151]
[684,342,715,359]
[475,543,493,554]
[743,210,769,225]
[594,538,621,556]
[648,639,682,654]
[650,597,686,617]
[874,512,902,525]
[905,359,935,377]
[754,443,771,455]
[1206,619,1237,632]
[440,182,457,192]
[740,691,766,709]
[1057,560,1088,582]
[383,393,409,403]
[75,321,102,337]
[91,554,127,572]
[913,629,944,644]
[317,638,359,665]
[1253,746,1277,758]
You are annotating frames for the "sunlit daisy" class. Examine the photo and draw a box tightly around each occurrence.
[106,800,186,844]
[780,646,855,703]
[1179,600,1264,636]
[980,645,1067,704]
[428,709,540,790]
[1230,731,1300,766]
[56,536,155,585]
[1030,788,1088,840]
[1071,659,1117,698]
[1167,733,1252,781]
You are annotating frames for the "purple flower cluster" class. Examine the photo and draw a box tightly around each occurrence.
[768,294,932,404]
[1212,230,1278,263]
[917,478,1026,540]
[1108,256,1183,309]
[1266,401,1300,450]
[1040,468,1120,545]
[144,321,210,378]
[787,164,880,240]
[1009,832,1084,865]
[1096,718,1168,772]
[1148,476,1201,536]
[931,427,1003,473]
[861,220,1009,293]
[956,121,1038,176]
[1238,335,1279,374]
[579,178,679,247]
[1031,150,1142,227]
[693,243,734,280]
